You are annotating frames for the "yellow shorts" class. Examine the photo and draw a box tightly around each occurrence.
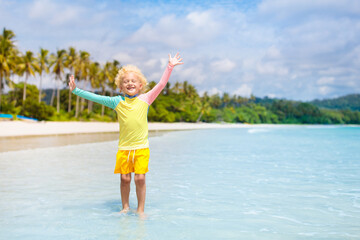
[114,148,150,174]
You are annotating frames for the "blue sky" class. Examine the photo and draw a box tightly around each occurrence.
[1,0,360,101]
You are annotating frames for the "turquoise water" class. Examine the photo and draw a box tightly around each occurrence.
[1,126,360,239]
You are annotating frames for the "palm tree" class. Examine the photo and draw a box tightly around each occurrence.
[222,92,230,108]
[197,92,211,122]
[37,48,49,103]
[183,81,189,95]
[187,84,198,100]
[18,51,40,102]
[164,82,171,95]
[77,51,90,116]
[236,95,249,106]
[210,94,222,108]
[171,82,182,94]
[98,65,108,116]
[64,47,79,112]
[0,28,17,110]
[88,61,100,112]
[106,60,120,97]
[101,60,121,116]
[51,49,66,113]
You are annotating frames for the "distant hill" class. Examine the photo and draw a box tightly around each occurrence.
[253,96,278,105]
[310,94,360,111]
[42,89,54,105]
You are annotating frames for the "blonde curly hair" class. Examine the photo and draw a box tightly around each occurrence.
[115,65,148,93]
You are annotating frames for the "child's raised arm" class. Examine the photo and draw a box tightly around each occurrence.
[168,53,184,67]
[139,53,183,105]
[69,75,77,92]
[69,75,122,110]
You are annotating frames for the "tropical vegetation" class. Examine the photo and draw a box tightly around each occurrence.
[1,28,359,124]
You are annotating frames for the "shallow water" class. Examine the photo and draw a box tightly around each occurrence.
[1,126,359,239]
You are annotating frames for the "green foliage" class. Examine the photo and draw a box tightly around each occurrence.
[236,105,261,123]
[1,95,21,114]
[1,28,359,125]
[320,109,344,124]
[5,82,54,120]
[311,94,360,111]
[21,99,54,120]
[340,109,360,124]
[2,79,360,124]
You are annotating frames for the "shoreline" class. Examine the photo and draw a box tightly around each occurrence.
[0,121,356,138]
[0,121,357,153]
[0,121,250,153]
[0,121,255,138]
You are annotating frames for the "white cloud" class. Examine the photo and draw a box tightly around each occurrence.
[264,46,282,59]
[242,73,255,82]
[233,84,252,97]
[267,93,277,98]
[319,86,333,95]
[112,47,149,65]
[159,58,168,69]
[256,62,289,76]
[28,0,83,25]
[28,0,57,19]
[2,0,360,101]
[143,59,159,69]
[317,77,335,85]
[208,87,222,95]
[126,10,222,48]
[210,59,236,73]
[258,0,360,20]
[242,58,257,71]
[179,64,206,85]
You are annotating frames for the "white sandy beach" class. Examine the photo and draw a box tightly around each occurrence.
[0,121,259,138]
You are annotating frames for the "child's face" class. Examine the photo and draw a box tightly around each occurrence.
[120,72,143,96]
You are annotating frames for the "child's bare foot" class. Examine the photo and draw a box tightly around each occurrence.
[137,211,147,219]
[120,208,130,214]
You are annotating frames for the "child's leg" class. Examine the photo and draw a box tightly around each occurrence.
[120,173,131,212]
[134,174,146,213]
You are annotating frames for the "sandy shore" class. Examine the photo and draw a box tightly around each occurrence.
[0,121,303,152]
[0,121,256,152]
[0,120,255,138]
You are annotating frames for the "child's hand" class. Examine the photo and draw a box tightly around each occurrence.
[169,53,184,67]
[69,75,76,92]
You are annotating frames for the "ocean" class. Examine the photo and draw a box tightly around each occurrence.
[1,125,359,239]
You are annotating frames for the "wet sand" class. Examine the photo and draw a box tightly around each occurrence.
[0,121,250,138]
[1,121,248,152]
[0,130,173,153]
[0,132,119,152]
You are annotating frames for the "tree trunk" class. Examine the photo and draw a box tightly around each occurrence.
[56,87,60,113]
[68,89,72,112]
[23,75,28,102]
[196,111,203,123]
[68,70,74,113]
[80,98,85,112]
[50,88,56,107]
[0,77,2,112]
[101,89,106,116]
[75,95,80,118]
[80,80,86,113]
[38,75,43,103]
[88,100,93,113]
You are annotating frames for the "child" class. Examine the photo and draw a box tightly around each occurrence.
[68,53,183,214]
